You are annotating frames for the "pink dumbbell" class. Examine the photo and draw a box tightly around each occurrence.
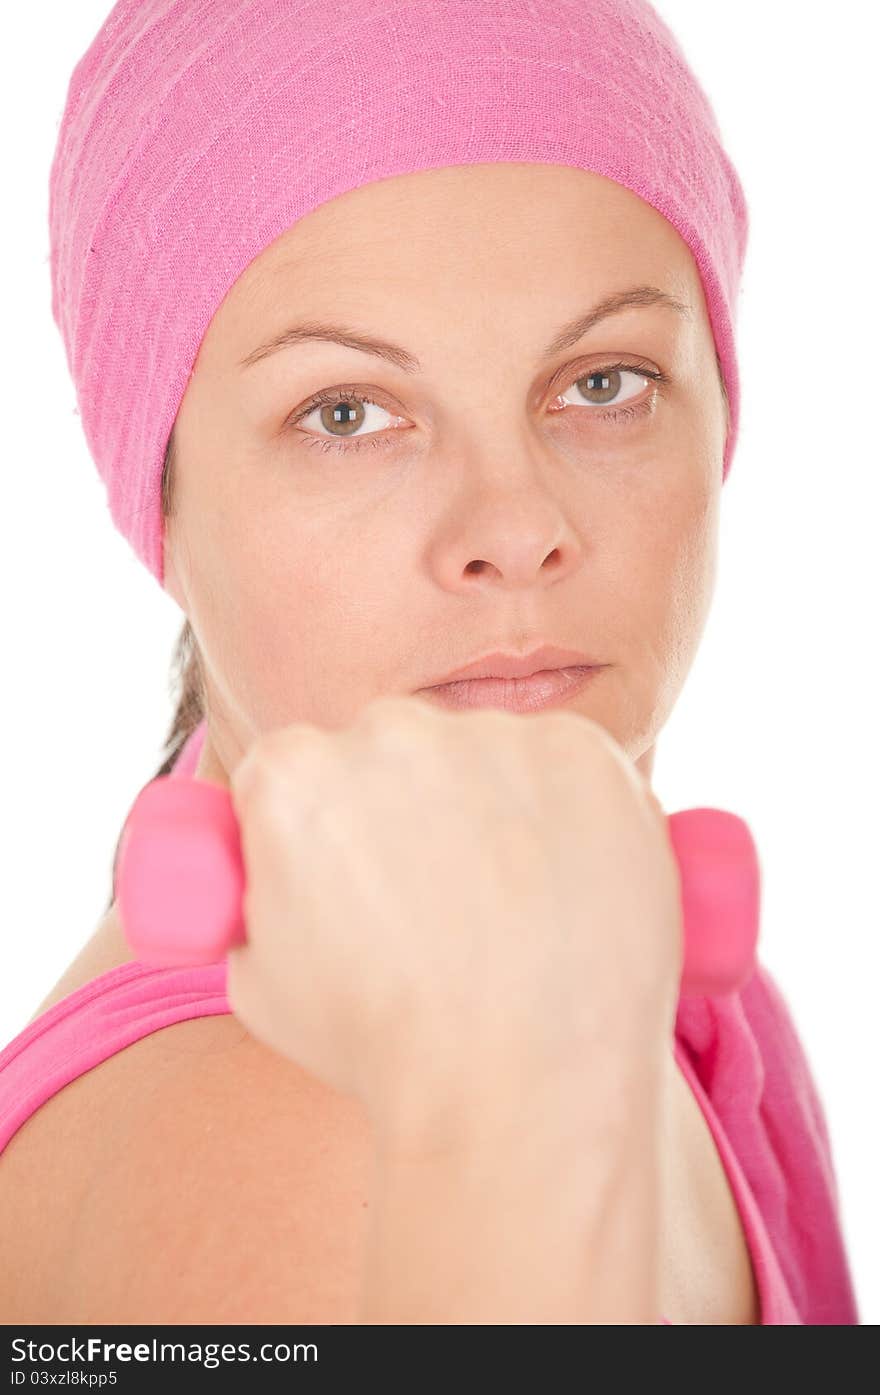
[116,779,760,998]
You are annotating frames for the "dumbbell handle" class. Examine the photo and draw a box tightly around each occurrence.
[116,778,760,998]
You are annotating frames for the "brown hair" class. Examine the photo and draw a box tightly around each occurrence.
[105,426,205,912]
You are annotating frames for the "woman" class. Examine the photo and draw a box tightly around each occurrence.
[0,0,859,1323]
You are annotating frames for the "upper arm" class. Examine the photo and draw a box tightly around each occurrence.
[4,1015,377,1323]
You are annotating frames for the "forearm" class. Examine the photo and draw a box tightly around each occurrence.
[356,1045,671,1324]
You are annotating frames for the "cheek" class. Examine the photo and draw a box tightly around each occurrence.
[642,486,719,675]
[606,475,718,657]
[197,508,406,729]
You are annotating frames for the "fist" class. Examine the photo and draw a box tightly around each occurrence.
[224,696,683,1131]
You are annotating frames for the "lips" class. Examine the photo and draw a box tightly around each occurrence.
[417,663,601,714]
[419,643,600,688]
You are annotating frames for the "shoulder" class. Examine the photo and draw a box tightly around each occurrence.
[0,1007,376,1322]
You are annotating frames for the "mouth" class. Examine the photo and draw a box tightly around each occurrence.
[417,664,602,714]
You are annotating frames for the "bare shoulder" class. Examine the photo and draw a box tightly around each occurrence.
[1,923,376,1323]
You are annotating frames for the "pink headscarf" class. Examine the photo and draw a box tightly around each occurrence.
[49,0,748,586]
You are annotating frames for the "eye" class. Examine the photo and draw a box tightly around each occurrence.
[289,387,406,455]
[552,362,666,418]
[285,358,669,457]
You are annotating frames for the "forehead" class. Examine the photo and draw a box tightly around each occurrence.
[250,163,691,285]
[203,163,704,365]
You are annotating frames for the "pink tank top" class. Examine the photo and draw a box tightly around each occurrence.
[0,720,860,1325]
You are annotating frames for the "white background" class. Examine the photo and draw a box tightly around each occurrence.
[2,2,877,1322]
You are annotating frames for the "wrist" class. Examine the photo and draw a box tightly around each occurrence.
[369,1026,669,1164]
[360,1037,669,1324]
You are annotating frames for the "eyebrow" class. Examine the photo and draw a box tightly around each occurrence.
[238,284,692,373]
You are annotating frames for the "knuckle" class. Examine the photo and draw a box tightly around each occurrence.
[354,693,436,747]
[527,709,607,764]
[228,742,266,804]
[573,716,632,776]
[536,708,585,742]
[361,693,427,723]
[229,724,325,804]
[528,711,654,804]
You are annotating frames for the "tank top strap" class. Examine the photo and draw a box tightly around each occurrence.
[0,959,230,1153]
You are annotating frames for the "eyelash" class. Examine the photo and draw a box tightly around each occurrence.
[286,359,670,456]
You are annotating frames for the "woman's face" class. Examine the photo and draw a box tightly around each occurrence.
[163,162,727,786]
